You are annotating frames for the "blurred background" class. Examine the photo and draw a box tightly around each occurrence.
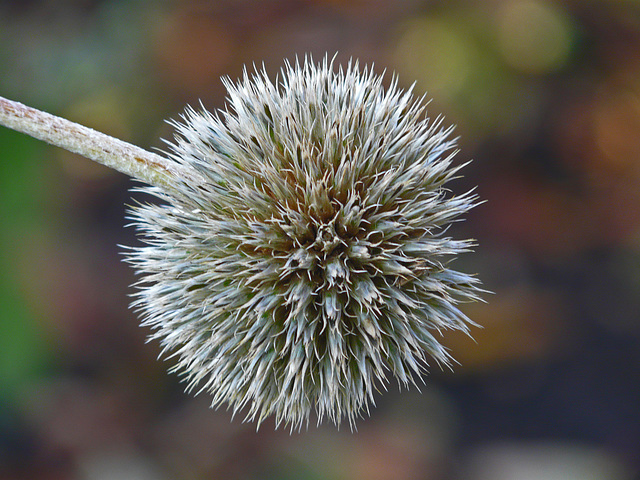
[1,0,640,479]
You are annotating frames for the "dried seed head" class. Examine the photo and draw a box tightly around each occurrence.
[126,56,483,429]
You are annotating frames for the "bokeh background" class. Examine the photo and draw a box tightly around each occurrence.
[1,0,640,479]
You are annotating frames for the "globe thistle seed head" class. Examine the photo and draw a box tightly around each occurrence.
[127,56,483,429]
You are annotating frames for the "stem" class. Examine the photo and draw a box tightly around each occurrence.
[0,96,189,190]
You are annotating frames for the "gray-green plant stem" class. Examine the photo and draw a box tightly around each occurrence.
[0,95,187,190]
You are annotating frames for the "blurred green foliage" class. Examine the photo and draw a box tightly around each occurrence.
[0,129,52,397]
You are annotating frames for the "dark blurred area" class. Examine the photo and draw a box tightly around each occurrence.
[1,0,639,479]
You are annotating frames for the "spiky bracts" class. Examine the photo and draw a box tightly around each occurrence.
[127,56,482,429]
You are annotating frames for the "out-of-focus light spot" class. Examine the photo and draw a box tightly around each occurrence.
[594,91,640,169]
[446,287,565,371]
[463,442,634,480]
[394,17,471,99]
[151,11,235,94]
[497,0,575,74]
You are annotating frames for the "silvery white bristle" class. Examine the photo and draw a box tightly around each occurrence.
[126,55,483,430]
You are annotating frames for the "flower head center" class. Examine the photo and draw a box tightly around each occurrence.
[312,221,341,255]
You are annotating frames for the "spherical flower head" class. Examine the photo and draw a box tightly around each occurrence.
[127,56,483,429]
